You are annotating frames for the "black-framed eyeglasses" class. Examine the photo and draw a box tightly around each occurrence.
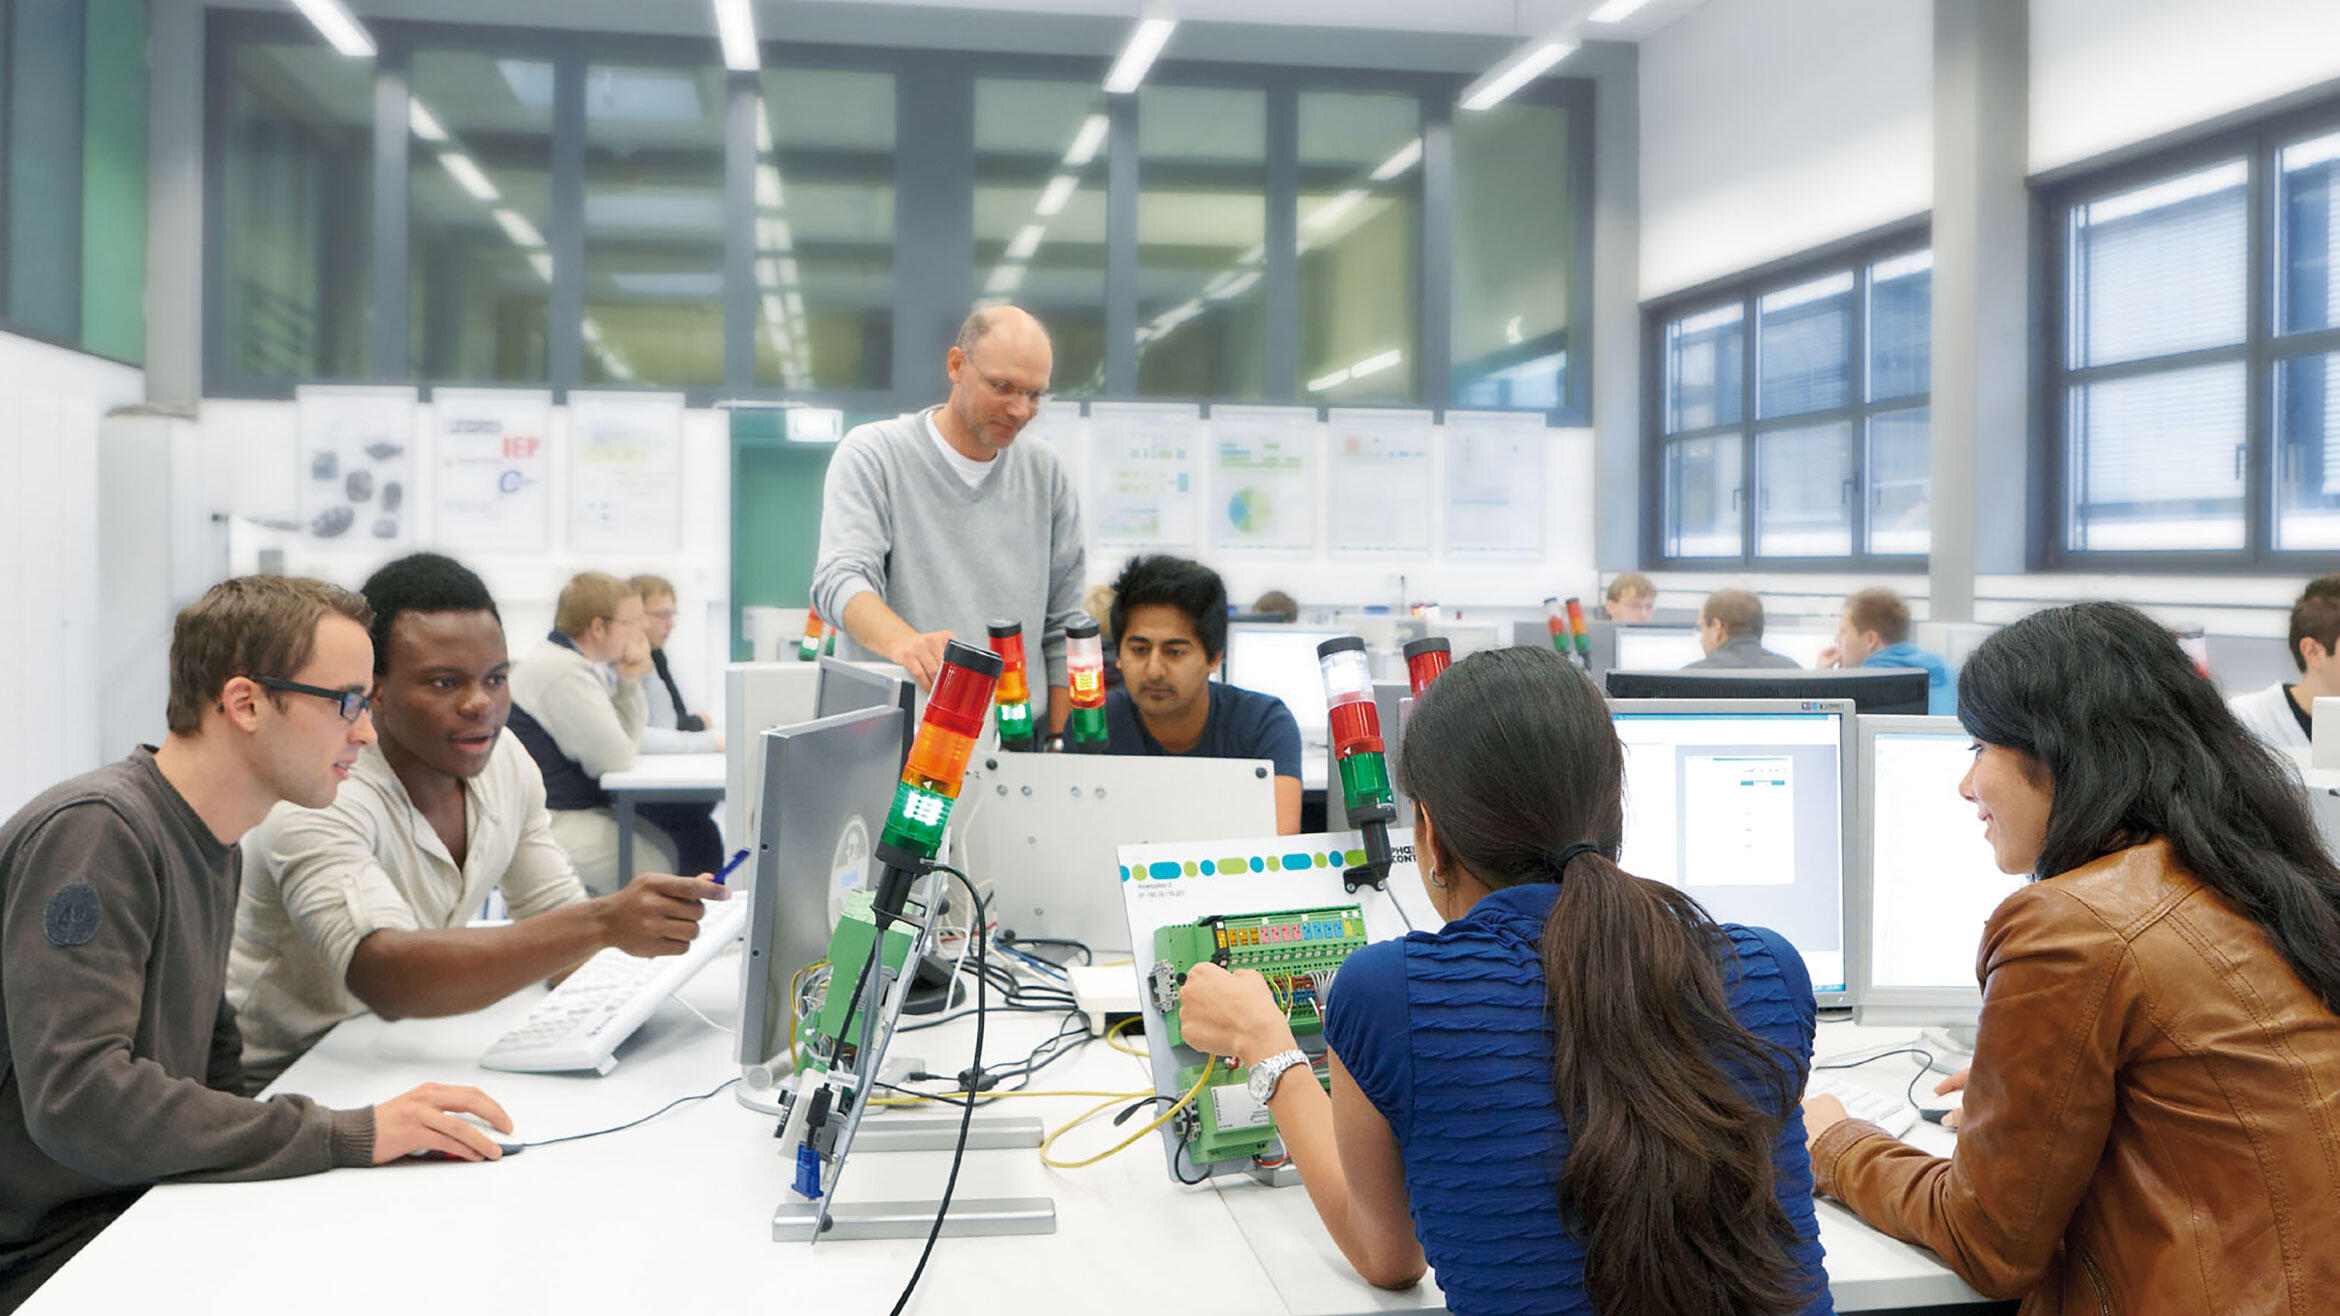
[963,352,1049,407]
[253,676,372,723]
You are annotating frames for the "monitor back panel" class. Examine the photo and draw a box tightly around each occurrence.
[955,752,1279,952]
[723,662,822,848]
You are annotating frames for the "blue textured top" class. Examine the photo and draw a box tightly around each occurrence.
[1322,883,1833,1316]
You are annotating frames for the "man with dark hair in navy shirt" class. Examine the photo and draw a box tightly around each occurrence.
[1105,556,1303,834]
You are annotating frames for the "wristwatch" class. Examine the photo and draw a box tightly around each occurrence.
[1247,1048,1310,1104]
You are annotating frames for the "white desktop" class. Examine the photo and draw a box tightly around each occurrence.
[1854,716,2026,1029]
[1224,623,1350,791]
[1610,699,1854,1001]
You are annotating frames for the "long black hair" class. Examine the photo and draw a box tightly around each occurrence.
[1959,601,2340,1012]
[1395,645,1812,1316]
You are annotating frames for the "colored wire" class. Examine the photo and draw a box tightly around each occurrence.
[1039,1057,1217,1170]
[1105,1015,1147,1057]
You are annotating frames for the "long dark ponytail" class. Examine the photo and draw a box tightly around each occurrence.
[1960,602,2340,1012]
[1395,646,1811,1316]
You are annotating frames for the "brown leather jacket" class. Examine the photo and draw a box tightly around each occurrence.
[1812,839,2340,1314]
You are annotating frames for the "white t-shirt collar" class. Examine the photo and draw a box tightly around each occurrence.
[924,409,998,489]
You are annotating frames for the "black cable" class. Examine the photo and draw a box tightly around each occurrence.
[998,935,1094,967]
[888,864,987,1316]
[519,1077,741,1148]
[1813,1046,1942,1110]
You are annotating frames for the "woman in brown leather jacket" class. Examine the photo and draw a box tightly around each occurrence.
[1803,602,2340,1315]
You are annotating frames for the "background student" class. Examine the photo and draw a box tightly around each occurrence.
[629,573,722,755]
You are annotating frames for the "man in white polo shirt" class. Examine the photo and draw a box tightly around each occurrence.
[2230,574,2340,753]
[228,554,726,1092]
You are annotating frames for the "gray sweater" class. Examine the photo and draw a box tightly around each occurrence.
[813,409,1086,708]
[1685,635,1804,670]
[0,752,372,1302]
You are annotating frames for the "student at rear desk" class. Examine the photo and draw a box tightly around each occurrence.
[1101,555,1303,834]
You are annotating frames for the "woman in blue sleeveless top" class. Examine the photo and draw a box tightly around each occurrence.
[1178,645,1833,1316]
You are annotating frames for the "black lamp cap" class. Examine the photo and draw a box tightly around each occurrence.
[941,638,1005,678]
[986,619,1022,639]
[1315,635,1368,659]
[1402,636,1452,660]
[1066,617,1101,640]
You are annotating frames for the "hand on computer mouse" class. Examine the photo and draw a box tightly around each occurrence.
[373,1083,513,1163]
[1930,1067,1971,1131]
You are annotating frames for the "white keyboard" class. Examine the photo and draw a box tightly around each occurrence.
[481,896,749,1075]
[1805,1072,1919,1138]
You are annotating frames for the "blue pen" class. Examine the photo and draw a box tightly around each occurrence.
[711,849,751,887]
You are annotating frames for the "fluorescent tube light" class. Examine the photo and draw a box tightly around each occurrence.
[437,152,500,203]
[1349,348,1403,379]
[492,208,545,249]
[527,252,554,282]
[986,264,1028,295]
[1459,40,1576,112]
[1585,0,1654,22]
[1035,175,1080,217]
[1369,138,1422,182]
[1208,269,1261,301]
[1064,114,1110,167]
[757,217,793,252]
[1104,18,1176,95]
[1304,189,1369,232]
[408,99,449,144]
[288,0,375,58]
[1306,368,1351,393]
[757,259,779,288]
[714,0,760,72]
[1005,224,1046,261]
[756,164,785,210]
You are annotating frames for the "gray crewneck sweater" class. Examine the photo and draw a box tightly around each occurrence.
[812,409,1086,709]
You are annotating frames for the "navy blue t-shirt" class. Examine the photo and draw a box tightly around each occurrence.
[1103,682,1302,781]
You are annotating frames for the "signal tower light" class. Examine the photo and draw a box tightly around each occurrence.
[1543,596,1569,654]
[1565,597,1592,665]
[1064,617,1108,753]
[868,639,1004,923]
[798,605,828,662]
[1317,635,1397,892]
[986,620,1037,751]
[1401,636,1451,697]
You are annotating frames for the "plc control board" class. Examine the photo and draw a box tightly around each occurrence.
[1149,905,1368,1165]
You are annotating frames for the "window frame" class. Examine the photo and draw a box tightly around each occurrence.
[199,9,1596,427]
[2039,99,2340,572]
[1639,221,1934,573]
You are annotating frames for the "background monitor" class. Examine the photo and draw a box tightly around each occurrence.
[1608,698,1855,1003]
[1374,679,1416,824]
[736,703,909,1089]
[1605,666,1930,715]
[1221,623,1351,791]
[722,662,823,849]
[1763,628,1837,669]
[813,655,916,767]
[1853,715,2025,1029]
[1612,625,1707,672]
[953,752,1279,952]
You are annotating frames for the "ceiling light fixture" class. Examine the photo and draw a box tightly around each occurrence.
[1369,138,1422,182]
[1035,175,1080,217]
[713,0,760,72]
[492,208,545,249]
[1585,0,1653,22]
[1104,17,1176,95]
[287,0,376,58]
[1005,224,1047,261]
[437,152,500,203]
[408,99,449,144]
[1459,39,1577,112]
[1304,189,1369,232]
[1064,114,1110,167]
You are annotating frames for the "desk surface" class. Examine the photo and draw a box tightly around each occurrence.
[601,751,727,793]
[25,955,1985,1315]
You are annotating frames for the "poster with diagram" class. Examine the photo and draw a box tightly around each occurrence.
[1326,409,1434,554]
[1210,406,1317,552]
[1443,410,1548,558]
[432,389,552,552]
[568,391,685,553]
[1018,405,1086,502]
[1088,401,1201,549]
[297,385,417,547]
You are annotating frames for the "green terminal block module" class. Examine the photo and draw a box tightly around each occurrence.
[1177,1057,1285,1164]
[1150,906,1368,1050]
[805,889,916,1071]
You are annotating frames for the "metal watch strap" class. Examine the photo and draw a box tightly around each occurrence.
[1249,1048,1309,1103]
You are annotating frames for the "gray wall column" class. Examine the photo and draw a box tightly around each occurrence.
[144,0,203,403]
[1588,43,1641,572]
[370,53,410,380]
[1930,0,2030,621]
[1104,93,1139,396]
[893,57,975,396]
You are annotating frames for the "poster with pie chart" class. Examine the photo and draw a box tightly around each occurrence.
[1210,405,1316,552]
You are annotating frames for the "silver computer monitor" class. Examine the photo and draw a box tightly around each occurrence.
[953,753,1279,953]
[1223,623,1351,791]
[813,655,915,767]
[1609,698,1856,1004]
[737,703,909,1089]
[723,662,824,848]
[1853,715,2026,1028]
[1613,625,1707,671]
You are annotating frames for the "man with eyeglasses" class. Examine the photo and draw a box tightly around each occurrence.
[813,304,1085,730]
[0,576,518,1311]
[227,555,728,1093]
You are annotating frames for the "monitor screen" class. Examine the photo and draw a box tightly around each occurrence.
[1611,703,1851,998]
[1763,629,1833,669]
[737,704,909,1084]
[1224,625,1349,791]
[1613,627,1706,671]
[1865,725,2025,998]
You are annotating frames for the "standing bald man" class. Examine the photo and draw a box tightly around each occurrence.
[813,306,1085,729]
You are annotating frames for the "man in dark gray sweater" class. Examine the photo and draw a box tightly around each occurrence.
[0,576,513,1311]
[812,304,1085,726]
